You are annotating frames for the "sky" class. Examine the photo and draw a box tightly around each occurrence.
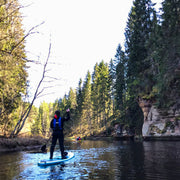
[19,0,163,107]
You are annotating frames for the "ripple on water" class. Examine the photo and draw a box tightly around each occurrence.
[0,140,180,180]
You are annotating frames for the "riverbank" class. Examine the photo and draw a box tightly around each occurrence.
[0,136,46,152]
[143,135,180,141]
[84,134,180,141]
[1,135,180,153]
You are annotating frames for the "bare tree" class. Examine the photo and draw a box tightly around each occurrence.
[10,43,52,138]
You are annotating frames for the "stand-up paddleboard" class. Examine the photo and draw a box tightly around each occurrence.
[38,152,74,166]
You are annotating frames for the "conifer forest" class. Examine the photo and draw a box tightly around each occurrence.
[0,0,180,138]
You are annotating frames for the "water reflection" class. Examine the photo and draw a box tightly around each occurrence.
[0,152,23,180]
[111,141,146,180]
[47,163,66,179]
[143,141,180,180]
[0,140,180,180]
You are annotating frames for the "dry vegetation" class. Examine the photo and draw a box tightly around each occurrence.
[0,136,46,151]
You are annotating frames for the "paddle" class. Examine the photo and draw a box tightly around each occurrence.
[41,135,52,153]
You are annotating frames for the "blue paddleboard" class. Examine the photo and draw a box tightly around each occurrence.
[38,152,74,166]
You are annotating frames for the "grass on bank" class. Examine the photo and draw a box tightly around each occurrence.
[0,136,46,149]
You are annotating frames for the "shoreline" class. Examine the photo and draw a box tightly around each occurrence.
[0,145,42,153]
[0,136,46,153]
[1,135,180,153]
[85,135,180,141]
[143,135,180,141]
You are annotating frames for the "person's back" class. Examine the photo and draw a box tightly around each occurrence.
[50,109,70,159]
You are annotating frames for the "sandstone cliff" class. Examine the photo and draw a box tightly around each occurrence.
[138,98,180,138]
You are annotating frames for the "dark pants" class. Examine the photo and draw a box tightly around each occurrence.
[50,131,64,159]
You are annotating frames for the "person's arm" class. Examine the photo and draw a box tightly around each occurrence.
[62,108,70,121]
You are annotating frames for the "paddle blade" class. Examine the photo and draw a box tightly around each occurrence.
[41,144,47,153]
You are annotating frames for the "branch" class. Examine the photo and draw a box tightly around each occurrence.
[0,22,45,56]
[10,22,45,53]
[44,76,62,81]
[36,92,58,99]
[36,85,55,98]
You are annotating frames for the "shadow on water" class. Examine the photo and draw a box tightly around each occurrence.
[112,141,146,180]
[0,140,180,179]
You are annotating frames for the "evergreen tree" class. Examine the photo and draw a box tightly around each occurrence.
[75,78,83,130]
[157,0,180,107]
[76,79,83,114]
[53,99,61,112]
[98,61,112,128]
[109,59,116,83]
[67,88,77,111]
[109,46,120,90]
[0,0,28,131]
[31,109,42,136]
[108,59,116,115]
[59,94,68,114]
[125,0,155,97]
[27,105,38,135]
[48,102,54,119]
[92,61,112,130]
[114,45,126,115]
[123,0,155,134]
[81,71,92,134]
[114,44,123,65]
[91,63,100,131]
[39,101,50,136]
[142,10,162,101]
[109,44,125,115]
[67,88,77,128]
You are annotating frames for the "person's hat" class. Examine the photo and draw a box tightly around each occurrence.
[55,110,60,118]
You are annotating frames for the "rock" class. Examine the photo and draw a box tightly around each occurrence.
[139,98,180,138]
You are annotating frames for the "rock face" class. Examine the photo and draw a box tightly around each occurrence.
[138,98,180,137]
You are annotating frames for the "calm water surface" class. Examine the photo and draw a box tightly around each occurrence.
[0,140,180,180]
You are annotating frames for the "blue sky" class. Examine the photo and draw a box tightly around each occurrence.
[19,0,163,106]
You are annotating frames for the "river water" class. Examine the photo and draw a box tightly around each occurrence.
[0,139,180,180]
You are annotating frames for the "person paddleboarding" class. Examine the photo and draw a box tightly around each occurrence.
[50,108,70,159]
